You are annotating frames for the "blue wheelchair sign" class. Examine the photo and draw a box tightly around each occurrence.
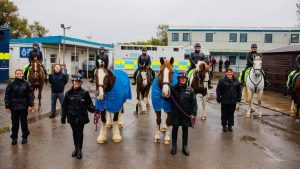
[20,47,32,58]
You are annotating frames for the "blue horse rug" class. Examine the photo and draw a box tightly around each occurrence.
[151,69,178,112]
[95,70,132,113]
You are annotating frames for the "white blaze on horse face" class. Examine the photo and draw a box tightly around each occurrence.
[97,69,105,100]
[162,68,170,97]
[141,71,147,87]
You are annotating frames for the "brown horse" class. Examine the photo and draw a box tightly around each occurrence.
[152,57,174,144]
[135,66,154,114]
[95,59,132,143]
[189,61,209,120]
[28,57,45,111]
[291,74,300,119]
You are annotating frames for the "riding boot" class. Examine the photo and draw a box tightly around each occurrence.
[11,139,17,145]
[171,127,178,155]
[208,80,213,89]
[182,146,190,156]
[76,148,82,159]
[72,146,78,157]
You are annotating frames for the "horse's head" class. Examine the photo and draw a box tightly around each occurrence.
[193,61,209,88]
[98,59,105,69]
[96,66,108,100]
[140,67,153,87]
[253,54,263,78]
[31,57,41,80]
[158,57,174,98]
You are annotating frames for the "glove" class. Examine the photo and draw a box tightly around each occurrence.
[61,119,66,124]
[217,98,221,103]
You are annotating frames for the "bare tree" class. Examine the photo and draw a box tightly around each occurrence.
[28,21,49,37]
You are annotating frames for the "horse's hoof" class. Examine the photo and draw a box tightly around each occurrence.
[118,124,123,128]
[106,124,112,128]
[146,103,151,107]
[246,114,251,118]
[201,116,207,120]
[153,138,160,143]
[161,128,167,132]
[97,139,107,144]
[163,140,170,145]
[113,139,121,143]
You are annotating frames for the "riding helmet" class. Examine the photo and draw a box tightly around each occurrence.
[194,43,201,48]
[251,44,257,48]
[33,42,39,47]
[71,73,83,81]
[178,70,188,79]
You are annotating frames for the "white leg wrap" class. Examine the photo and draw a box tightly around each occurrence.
[112,122,122,143]
[118,112,123,128]
[97,122,107,144]
[154,125,161,143]
[163,127,171,145]
[106,113,113,128]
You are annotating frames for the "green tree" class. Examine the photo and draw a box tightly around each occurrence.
[0,0,31,38]
[28,21,49,37]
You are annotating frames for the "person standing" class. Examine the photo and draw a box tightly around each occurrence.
[5,69,33,145]
[218,58,223,72]
[49,64,68,118]
[216,68,241,132]
[61,73,97,159]
[224,58,230,71]
[170,70,197,156]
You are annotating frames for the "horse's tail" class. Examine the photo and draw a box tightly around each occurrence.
[243,87,249,102]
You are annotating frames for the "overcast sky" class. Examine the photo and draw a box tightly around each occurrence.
[13,0,299,44]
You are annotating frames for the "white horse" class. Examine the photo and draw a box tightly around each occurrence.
[243,54,264,118]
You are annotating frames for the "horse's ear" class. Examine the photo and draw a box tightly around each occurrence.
[170,57,174,65]
[160,57,164,65]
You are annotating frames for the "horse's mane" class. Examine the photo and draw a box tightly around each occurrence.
[196,61,209,72]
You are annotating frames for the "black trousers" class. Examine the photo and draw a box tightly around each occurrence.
[172,126,188,147]
[70,123,85,149]
[221,104,236,127]
[10,110,30,139]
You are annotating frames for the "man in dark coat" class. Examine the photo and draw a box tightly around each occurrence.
[49,64,68,118]
[170,70,197,156]
[61,73,97,159]
[5,69,33,145]
[132,47,155,85]
[90,47,109,82]
[218,58,223,72]
[216,68,241,132]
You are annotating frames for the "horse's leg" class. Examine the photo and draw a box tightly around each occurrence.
[246,88,252,118]
[112,112,122,143]
[141,92,147,113]
[201,95,207,120]
[161,112,167,132]
[97,110,107,144]
[257,90,263,118]
[136,87,140,114]
[291,100,296,117]
[106,111,113,128]
[32,91,35,111]
[38,86,42,111]
[118,108,123,128]
[146,90,151,107]
[163,112,171,145]
[154,111,161,143]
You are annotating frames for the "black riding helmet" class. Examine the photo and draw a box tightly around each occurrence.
[99,47,105,52]
[33,42,39,50]
[178,70,188,79]
[251,44,257,48]
[71,73,83,82]
[194,43,201,48]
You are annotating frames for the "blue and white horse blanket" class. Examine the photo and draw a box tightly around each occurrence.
[95,70,132,113]
[151,70,178,112]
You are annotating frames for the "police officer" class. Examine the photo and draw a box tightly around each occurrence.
[216,68,241,132]
[90,47,109,82]
[61,73,97,159]
[240,44,270,86]
[170,70,197,156]
[188,43,213,88]
[24,42,48,83]
[5,69,33,145]
[132,47,155,85]
[286,55,300,91]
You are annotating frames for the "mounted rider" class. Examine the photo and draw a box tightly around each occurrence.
[23,42,48,83]
[286,55,300,91]
[132,47,155,85]
[187,43,213,89]
[89,47,109,83]
[240,44,270,87]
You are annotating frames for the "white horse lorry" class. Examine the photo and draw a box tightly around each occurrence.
[113,44,210,77]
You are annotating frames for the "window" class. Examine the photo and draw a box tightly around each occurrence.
[134,46,140,50]
[172,33,179,41]
[229,56,236,65]
[173,48,179,52]
[240,33,247,42]
[184,54,190,60]
[147,47,151,51]
[127,46,134,50]
[71,53,79,62]
[121,46,126,50]
[240,55,246,60]
[152,47,157,51]
[50,54,56,64]
[229,33,237,42]
[89,54,95,61]
[206,33,213,42]
[183,33,190,42]
[291,34,299,43]
[264,34,272,43]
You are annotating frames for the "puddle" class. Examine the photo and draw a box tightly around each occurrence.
[240,135,257,141]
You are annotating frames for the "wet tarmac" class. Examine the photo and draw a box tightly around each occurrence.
[0,80,300,169]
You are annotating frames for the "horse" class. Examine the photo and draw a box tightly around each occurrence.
[95,59,132,143]
[151,57,177,144]
[28,57,45,111]
[135,66,154,114]
[188,61,209,120]
[291,74,300,119]
[242,54,264,118]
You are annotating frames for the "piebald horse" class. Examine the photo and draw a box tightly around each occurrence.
[188,61,209,120]
[95,60,129,143]
[135,66,154,114]
[291,74,300,119]
[242,54,264,118]
[28,57,45,111]
[152,57,175,144]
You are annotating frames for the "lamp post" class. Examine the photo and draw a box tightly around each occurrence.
[86,36,92,78]
[60,24,71,64]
